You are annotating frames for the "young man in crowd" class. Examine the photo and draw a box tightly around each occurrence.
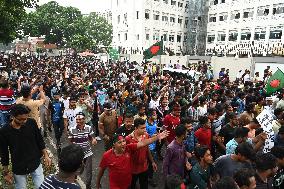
[0,79,15,128]
[233,168,256,189]
[40,144,84,189]
[0,104,51,188]
[63,96,82,133]
[115,113,134,137]
[68,112,97,189]
[163,124,191,179]
[96,130,169,189]
[194,116,212,150]
[163,103,181,144]
[270,146,284,189]
[189,146,214,189]
[255,153,278,189]
[99,102,118,150]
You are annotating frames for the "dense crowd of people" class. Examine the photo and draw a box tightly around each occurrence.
[0,53,283,189]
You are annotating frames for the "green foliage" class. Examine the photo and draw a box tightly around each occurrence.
[0,0,38,44]
[20,1,113,51]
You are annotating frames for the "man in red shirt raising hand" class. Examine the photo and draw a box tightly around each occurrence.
[163,103,181,144]
[96,126,169,189]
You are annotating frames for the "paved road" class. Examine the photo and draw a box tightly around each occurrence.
[45,131,165,189]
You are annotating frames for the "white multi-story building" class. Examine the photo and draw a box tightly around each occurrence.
[111,0,194,55]
[206,0,284,57]
[96,10,113,24]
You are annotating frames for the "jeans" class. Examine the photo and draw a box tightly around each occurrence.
[130,170,149,189]
[84,155,93,189]
[52,120,64,144]
[14,164,44,189]
[0,110,10,128]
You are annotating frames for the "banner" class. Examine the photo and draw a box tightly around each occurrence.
[256,109,275,153]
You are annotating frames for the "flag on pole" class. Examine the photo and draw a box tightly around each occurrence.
[109,48,119,60]
[143,41,163,59]
[265,68,284,95]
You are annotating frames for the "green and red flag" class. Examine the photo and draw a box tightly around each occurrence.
[143,40,163,59]
[265,68,284,95]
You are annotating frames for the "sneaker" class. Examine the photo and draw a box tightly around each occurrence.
[95,136,102,141]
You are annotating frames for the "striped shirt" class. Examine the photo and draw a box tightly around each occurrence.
[68,124,94,158]
[40,174,81,189]
[0,88,15,111]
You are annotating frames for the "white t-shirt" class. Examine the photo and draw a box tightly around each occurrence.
[243,74,251,82]
[63,107,82,130]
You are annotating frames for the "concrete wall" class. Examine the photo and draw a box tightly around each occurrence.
[211,57,253,80]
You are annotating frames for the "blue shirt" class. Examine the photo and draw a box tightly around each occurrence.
[146,120,157,151]
[226,138,252,154]
[184,131,197,153]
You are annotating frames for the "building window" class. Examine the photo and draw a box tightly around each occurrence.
[170,17,175,22]
[219,16,224,21]
[178,2,183,7]
[264,9,269,15]
[235,13,240,19]
[118,15,120,24]
[163,34,167,41]
[145,12,149,19]
[207,35,215,43]
[218,33,226,41]
[137,34,140,40]
[209,16,216,22]
[154,14,160,20]
[171,0,176,6]
[153,33,160,41]
[185,19,188,28]
[177,35,181,42]
[269,30,282,39]
[229,32,238,41]
[254,31,266,40]
[169,35,174,42]
[241,32,251,40]
[146,34,150,40]
[178,18,182,24]
[213,0,218,5]
[273,6,284,15]
[243,12,249,18]
[221,0,225,3]
[136,11,139,19]
[162,16,168,21]
[125,33,128,41]
[118,34,120,41]
[163,0,168,4]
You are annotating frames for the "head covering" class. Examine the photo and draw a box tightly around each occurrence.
[76,112,85,119]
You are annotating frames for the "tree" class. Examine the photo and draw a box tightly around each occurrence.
[0,0,38,44]
[21,1,113,51]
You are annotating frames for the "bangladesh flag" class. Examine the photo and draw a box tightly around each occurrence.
[265,68,284,95]
[109,48,119,60]
[143,40,163,59]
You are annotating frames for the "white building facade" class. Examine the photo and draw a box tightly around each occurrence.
[111,0,192,55]
[206,0,284,57]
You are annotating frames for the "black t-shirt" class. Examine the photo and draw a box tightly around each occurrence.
[273,168,284,189]
[115,125,134,137]
[219,124,235,145]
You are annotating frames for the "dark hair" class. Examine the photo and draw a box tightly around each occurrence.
[103,102,112,109]
[199,116,209,125]
[10,104,31,117]
[233,168,255,188]
[124,113,134,119]
[134,118,145,128]
[255,153,277,172]
[164,174,183,189]
[194,146,209,160]
[58,144,84,173]
[0,79,8,88]
[245,103,254,112]
[137,103,146,111]
[212,177,239,189]
[274,108,283,118]
[175,124,187,137]
[20,86,31,98]
[226,112,236,120]
[180,117,192,125]
[271,146,284,159]
[235,142,255,160]
[147,108,156,117]
[207,108,217,115]
[234,127,249,138]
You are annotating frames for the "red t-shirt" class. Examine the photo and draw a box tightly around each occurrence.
[194,128,212,149]
[99,143,137,189]
[163,114,180,143]
[125,134,149,174]
[0,88,15,111]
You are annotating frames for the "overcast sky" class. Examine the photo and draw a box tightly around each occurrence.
[33,0,111,13]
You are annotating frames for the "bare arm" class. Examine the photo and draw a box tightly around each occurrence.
[137,131,169,149]
[96,167,106,189]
